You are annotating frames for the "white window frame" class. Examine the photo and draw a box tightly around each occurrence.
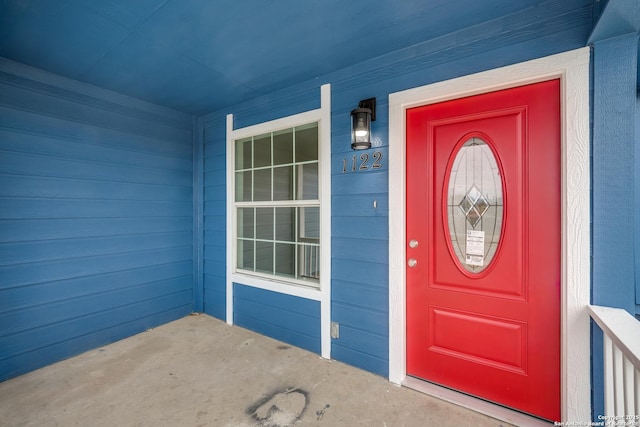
[226,84,331,359]
[234,125,320,287]
[388,48,590,424]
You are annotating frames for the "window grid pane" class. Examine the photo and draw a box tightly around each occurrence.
[234,122,320,286]
[253,133,271,168]
[235,205,319,284]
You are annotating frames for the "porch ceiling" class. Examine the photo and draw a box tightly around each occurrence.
[0,0,596,114]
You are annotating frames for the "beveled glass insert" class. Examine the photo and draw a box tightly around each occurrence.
[447,137,503,273]
[459,185,489,227]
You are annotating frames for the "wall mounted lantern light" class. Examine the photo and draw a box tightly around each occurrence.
[351,97,376,150]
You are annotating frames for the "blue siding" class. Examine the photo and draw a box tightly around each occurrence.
[591,33,639,419]
[193,117,204,312]
[201,115,227,320]
[637,93,640,311]
[197,0,592,378]
[592,34,637,311]
[331,326,388,377]
[0,59,194,381]
[331,150,389,376]
[233,284,321,353]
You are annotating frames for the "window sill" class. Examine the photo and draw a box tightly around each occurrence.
[231,271,322,301]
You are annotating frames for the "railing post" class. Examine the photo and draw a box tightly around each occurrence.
[589,305,640,422]
[613,344,625,416]
[622,357,635,415]
[604,333,614,415]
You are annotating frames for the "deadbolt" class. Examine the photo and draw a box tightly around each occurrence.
[409,239,419,249]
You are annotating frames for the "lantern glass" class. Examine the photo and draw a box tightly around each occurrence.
[351,107,372,150]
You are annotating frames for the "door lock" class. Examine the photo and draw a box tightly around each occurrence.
[409,239,419,248]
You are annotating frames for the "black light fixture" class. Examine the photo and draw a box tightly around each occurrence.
[351,97,376,150]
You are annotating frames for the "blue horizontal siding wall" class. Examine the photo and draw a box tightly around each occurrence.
[0,59,194,381]
[201,115,227,320]
[591,33,639,419]
[233,284,321,353]
[637,92,640,314]
[198,0,593,378]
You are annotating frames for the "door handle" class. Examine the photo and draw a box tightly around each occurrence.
[408,258,417,268]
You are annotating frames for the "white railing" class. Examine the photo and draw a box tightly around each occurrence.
[588,305,640,423]
[299,238,320,279]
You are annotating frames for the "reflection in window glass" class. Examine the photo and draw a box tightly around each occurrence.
[253,169,271,201]
[237,208,254,239]
[273,129,293,165]
[237,239,254,270]
[273,166,293,200]
[295,124,318,163]
[235,171,252,202]
[255,208,274,240]
[254,134,271,168]
[275,207,295,242]
[235,137,252,170]
[255,241,273,274]
[300,207,320,239]
[297,163,318,200]
[275,243,295,276]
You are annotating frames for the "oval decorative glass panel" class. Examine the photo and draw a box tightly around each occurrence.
[446,137,503,274]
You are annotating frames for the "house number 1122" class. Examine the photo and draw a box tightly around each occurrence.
[342,151,383,173]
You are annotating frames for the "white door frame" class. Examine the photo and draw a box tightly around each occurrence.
[388,48,591,423]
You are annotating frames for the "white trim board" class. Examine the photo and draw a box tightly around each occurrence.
[388,48,591,423]
[226,84,332,359]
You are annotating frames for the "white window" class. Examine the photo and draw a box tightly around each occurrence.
[226,84,331,356]
[234,123,320,287]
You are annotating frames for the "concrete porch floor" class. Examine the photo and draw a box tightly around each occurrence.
[0,314,517,427]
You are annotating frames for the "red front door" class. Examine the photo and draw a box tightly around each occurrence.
[406,80,561,421]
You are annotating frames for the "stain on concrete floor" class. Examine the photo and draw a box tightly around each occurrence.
[247,387,308,427]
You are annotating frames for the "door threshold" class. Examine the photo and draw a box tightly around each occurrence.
[402,376,553,427]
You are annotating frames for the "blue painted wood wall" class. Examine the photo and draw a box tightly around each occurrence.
[590,32,639,419]
[0,59,194,381]
[234,284,320,353]
[200,0,593,377]
[637,92,640,313]
[201,114,226,319]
